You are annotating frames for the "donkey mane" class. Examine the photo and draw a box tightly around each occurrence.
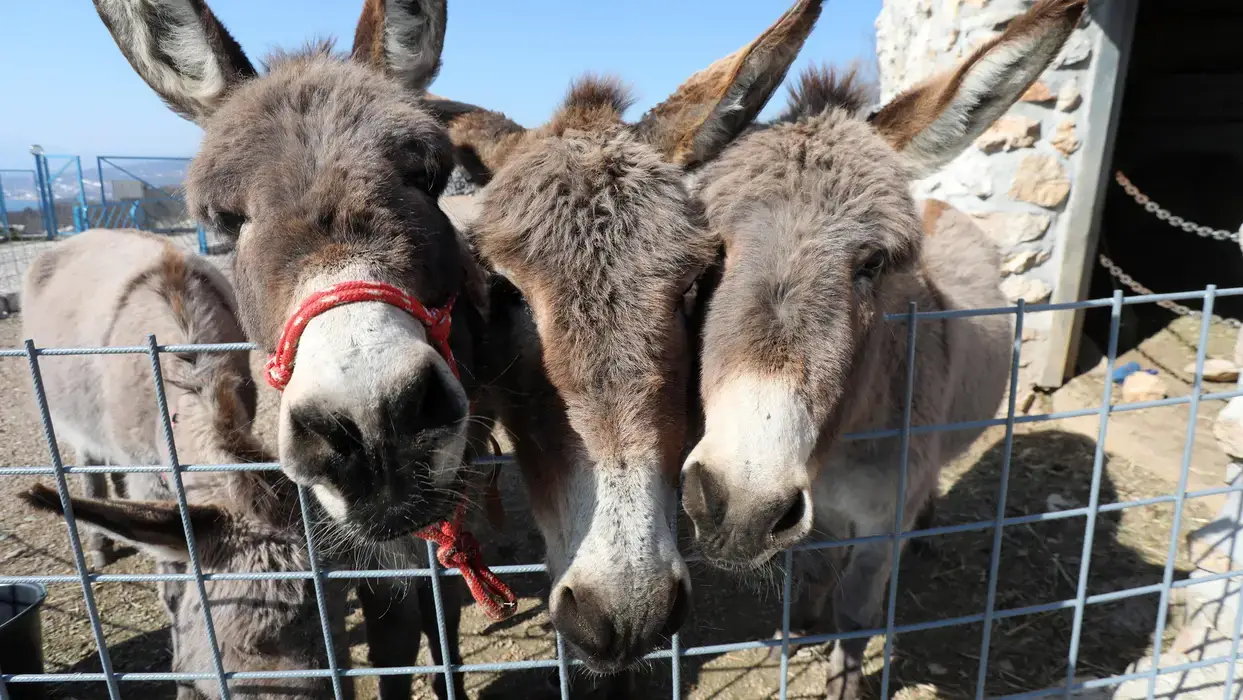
[260,38,341,71]
[779,64,873,122]
[549,75,635,134]
[141,244,292,529]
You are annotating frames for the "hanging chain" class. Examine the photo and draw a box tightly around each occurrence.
[1098,254,1242,329]
[1114,171,1241,242]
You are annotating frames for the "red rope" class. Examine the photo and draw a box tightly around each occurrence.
[264,280,457,390]
[415,502,518,622]
[263,280,516,620]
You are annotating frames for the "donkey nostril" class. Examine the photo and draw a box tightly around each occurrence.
[390,370,462,434]
[682,462,727,530]
[770,491,807,538]
[553,584,615,657]
[291,407,363,460]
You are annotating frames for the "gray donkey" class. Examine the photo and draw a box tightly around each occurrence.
[429,0,823,672]
[681,1,1087,697]
[23,480,352,700]
[20,228,354,700]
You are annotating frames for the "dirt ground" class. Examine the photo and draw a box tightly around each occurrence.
[0,305,1232,700]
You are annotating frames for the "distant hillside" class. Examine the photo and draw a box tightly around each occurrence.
[1,159,190,205]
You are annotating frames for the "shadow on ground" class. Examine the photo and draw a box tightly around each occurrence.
[616,429,1195,699]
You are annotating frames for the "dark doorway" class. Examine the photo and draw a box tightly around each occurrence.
[1081,0,1243,368]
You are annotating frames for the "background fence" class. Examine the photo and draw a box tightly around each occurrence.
[2,289,1243,699]
[0,151,227,302]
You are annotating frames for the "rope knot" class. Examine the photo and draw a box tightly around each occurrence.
[435,531,479,569]
[415,511,517,622]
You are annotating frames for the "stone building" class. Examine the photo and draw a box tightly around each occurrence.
[876,0,1243,387]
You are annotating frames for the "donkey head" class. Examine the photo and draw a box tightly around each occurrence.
[683,0,1085,567]
[444,0,822,671]
[93,0,482,542]
[24,481,346,700]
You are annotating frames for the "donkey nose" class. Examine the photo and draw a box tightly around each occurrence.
[287,366,463,467]
[551,572,691,672]
[682,461,811,562]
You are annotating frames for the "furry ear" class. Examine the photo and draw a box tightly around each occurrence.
[633,0,823,167]
[425,95,528,183]
[22,483,227,563]
[93,0,257,123]
[869,0,1086,178]
[352,0,447,92]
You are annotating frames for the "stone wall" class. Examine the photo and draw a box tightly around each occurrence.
[876,0,1099,334]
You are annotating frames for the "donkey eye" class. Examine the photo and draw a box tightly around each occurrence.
[213,210,247,237]
[856,250,886,281]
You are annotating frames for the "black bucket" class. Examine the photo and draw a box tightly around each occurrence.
[0,583,48,700]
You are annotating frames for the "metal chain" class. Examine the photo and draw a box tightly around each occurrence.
[1098,254,1242,329]
[1114,171,1241,242]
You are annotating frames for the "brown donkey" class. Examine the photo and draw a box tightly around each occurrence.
[91,0,489,544]
[21,228,353,700]
[89,3,482,695]
[682,1,1086,697]
[435,0,823,671]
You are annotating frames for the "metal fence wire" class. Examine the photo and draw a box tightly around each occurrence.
[3,287,1243,700]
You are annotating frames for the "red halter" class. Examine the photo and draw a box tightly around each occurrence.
[264,280,516,621]
[264,280,458,390]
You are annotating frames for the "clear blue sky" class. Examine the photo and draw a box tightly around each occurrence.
[0,0,881,171]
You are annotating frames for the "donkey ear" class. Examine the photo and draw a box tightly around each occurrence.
[869,0,1086,178]
[633,0,823,167]
[424,95,528,183]
[21,483,226,563]
[352,0,447,92]
[93,0,257,124]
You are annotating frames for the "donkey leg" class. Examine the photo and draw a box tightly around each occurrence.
[80,456,117,568]
[825,517,909,700]
[603,670,636,700]
[791,546,844,636]
[906,497,938,559]
[358,580,421,700]
[416,577,467,700]
[109,471,130,499]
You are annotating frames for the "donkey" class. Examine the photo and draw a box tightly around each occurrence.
[90,3,488,696]
[90,0,491,544]
[21,228,259,565]
[21,228,466,700]
[431,0,823,671]
[20,228,353,700]
[23,480,353,700]
[680,1,1086,697]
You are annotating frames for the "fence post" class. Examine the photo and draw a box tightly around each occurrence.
[30,148,54,240]
[197,224,208,255]
[0,171,8,234]
[73,156,87,212]
[97,156,107,208]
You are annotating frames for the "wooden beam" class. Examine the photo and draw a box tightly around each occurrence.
[1038,0,1139,388]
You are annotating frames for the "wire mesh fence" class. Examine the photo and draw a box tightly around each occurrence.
[2,288,1243,700]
